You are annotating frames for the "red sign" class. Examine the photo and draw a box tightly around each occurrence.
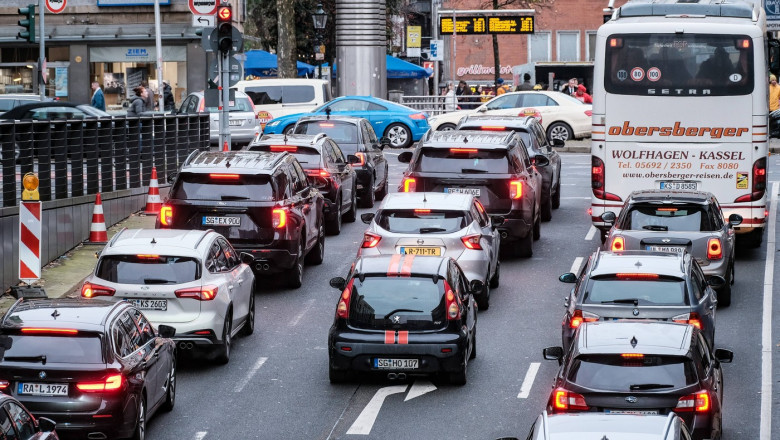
[257,111,273,130]
[189,0,218,16]
[423,61,434,70]
[45,0,66,14]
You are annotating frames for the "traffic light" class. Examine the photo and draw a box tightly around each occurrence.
[217,4,233,53]
[17,4,36,43]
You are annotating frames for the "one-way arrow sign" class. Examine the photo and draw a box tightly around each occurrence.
[192,14,215,27]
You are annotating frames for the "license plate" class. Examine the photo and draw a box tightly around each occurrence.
[19,383,68,396]
[399,247,441,256]
[229,120,242,126]
[374,358,419,370]
[660,181,697,190]
[646,245,685,253]
[129,299,167,311]
[444,187,481,196]
[605,409,659,415]
[202,216,241,226]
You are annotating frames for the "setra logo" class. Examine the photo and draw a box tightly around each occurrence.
[608,121,749,139]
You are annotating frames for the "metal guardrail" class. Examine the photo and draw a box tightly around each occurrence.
[0,114,210,208]
[400,95,487,116]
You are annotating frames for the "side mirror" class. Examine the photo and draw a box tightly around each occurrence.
[361,213,375,224]
[551,138,565,148]
[477,106,487,113]
[347,154,361,164]
[490,215,505,227]
[240,252,255,266]
[713,348,733,363]
[38,417,56,433]
[559,272,577,283]
[728,213,743,226]
[330,277,347,291]
[157,324,176,339]
[707,275,726,289]
[469,279,484,294]
[533,154,550,167]
[167,172,177,184]
[398,151,413,163]
[543,346,563,361]
[600,211,616,224]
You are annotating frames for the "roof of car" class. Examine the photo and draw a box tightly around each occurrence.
[380,192,474,211]
[253,133,329,147]
[352,255,449,279]
[590,250,687,278]
[424,130,517,147]
[2,298,126,332]
[296,115,368,124]
[544,412,677,437]
[458,115,537,130]
[627,189,714,204]
[105,228,216,254]
[577,321,693,356]
[0,101,86,119]
[182,151,288,173]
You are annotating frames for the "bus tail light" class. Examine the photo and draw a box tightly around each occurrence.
[707,238,722,260]
[591,156,622,201]
[735,157,766,202]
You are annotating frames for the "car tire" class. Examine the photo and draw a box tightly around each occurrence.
[343,186,357,223]
[306,225,325,265]
[547,122,573,141]
[449,356,468,385]
[360,176,375,208]
[438,123,457,131]
[376,172,389,201]
[287,240,305,288]
[516,230,534,258]
[533,211,541,241]
[718,264,733,308]
[385,123,412,148]
[552,176,561,209]
[541,192,553,222]
[489,261,500,289]
[242,291,255,336]
[161,359,176,412]
[476,276,490,311]
[325,200,342,235]
[215,312,232,364]
[131,396,146,440]
[469,327,477,360]
[739,228,763,249]
[329,364,349,384]
[283,125,295,136]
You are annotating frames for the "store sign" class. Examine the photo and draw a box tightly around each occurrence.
[457,64,513,77]
[407,26,422,48]
[90,46,187,63]
[439,16,534,35]
[97,0,170,6]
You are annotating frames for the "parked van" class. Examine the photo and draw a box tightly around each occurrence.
[233,78,331,130]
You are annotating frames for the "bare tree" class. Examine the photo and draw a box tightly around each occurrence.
[277,0,297,78]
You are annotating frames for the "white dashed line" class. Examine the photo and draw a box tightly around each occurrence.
[517,363,541,398]
[585,225,598,241]
[570,257,584,274]
[233,357,268,393]
[759,182,778,440]
[290,298,315,327]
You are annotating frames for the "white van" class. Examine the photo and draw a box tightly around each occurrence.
[233,78,331,130]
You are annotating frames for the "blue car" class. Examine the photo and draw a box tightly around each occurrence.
[262,95,429,148]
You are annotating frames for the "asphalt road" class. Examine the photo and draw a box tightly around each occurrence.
[145,151,780,440]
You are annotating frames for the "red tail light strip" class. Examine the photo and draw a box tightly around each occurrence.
[397,331,408,344]
[384,331,395,344]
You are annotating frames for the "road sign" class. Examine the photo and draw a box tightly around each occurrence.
[192,14,215,27]
[429,40,443,61]
[19,201,41,283]
[45,0,66,14]
[407,26,421,48]
[188,0,217,15]
[208,56,243,87]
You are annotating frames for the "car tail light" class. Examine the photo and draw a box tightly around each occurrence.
[361,232,381,248]
[734,157,766,202]
[621,353,644,358]
[414,209,431,214]
[198,98,205,112]
[672,312,703,329]
[509,180,522,199]
[450,148,478,153]
[585,110,592,117]
[209,173,240,179]
[81,282,116,298]
[77,374,124,393]
[676,391,710,412]
[409,113,427,120]
[336,279,354,319]
[305,169,331,177]
[175,285,218,301]
[610,236,625,251]
[318,123,335,127]
[551,387,589,412]
[707,238,722,260]
[401,177,416,192]
[461,234,482,250]
[615,273,659,280]
[272,208,287,229]
[591,156,622,201]
[569,310,599,329]
[159,205,173,227]
[479,125,506,131]
[443,281,461,320]
[354,152,366,166]
[270,145,298,152]
[0,380,8,390]
[21,328,78,335]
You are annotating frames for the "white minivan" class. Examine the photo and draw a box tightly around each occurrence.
[233,78,330,130]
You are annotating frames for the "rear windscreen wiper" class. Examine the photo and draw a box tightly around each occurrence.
[600,298,639,305]
[220,195,250,201]
[5,355,46,365]
[630,383,674,390]
[419,227,447,233]
[642,225,669,231]
[383,309,423,319]
[460,168,488,173]
[143,278,172,285]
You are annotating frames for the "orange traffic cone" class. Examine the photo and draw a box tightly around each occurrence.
[88,193,108,243]
[144,167,161,215]
[223,141,229,151]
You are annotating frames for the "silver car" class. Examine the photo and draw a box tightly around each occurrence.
[601,190,741,307]
[520,411,693,440]
[358,192,500,310]
[81,228,256,364]
[177,90,260,148]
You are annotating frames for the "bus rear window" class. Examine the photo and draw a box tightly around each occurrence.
[604,33,753,96]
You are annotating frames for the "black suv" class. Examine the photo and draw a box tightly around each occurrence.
[159,151,325,288]
[0,298,177,440]
[328,255,479,385]
[457,115,563,221]
[293,116,389,208]
[397,130,547,257]
[248,133,358,235]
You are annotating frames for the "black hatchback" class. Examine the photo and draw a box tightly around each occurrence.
[0,298,177,440]
[328,255,479,385]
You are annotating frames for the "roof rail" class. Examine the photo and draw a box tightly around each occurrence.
[193,229,215,249]
[108,227,128,247]
[311,132,329,144]
[101,300,132,326]
[1,298,24,325]
[182,149,202,168]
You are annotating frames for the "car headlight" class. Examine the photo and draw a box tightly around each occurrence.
[266,120,280,127]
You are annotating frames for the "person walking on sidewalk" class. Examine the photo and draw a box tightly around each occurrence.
[90,81,106,111]
[127,86,147,117]
[770,74,780,137]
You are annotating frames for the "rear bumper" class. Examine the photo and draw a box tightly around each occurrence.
[329,341,465,374]
[30,398,135,440]
[496,217,532,241]
[235,244,298,273]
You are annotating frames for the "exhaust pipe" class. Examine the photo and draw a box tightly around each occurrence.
[187,342,194,349]
[87,433,108,440]
[500,231,508,238]
[397,373,406,380]
[178,342,195,350]
[263,264,270,270]
[387,373,397,380]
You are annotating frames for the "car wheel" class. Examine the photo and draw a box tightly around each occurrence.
[718,265,732,308]
[215,312,232,364]
[329,364,349,384]
[385,123,412,148]
[516,229,534,258]
[738,228,763,249]
[287,240,305,288]
[541,191,553,222]
[475,276,490,311]
[325,200,342,235]
[359,176,375,208]
[489,261,500,289]
[438,123,457,131]
[305,224,325,265]
[449,356,468,385]
[161,359,176,412]
[242,290,255,336]
[283,125,295,136]
[469,327,477,360]
[552,176,561,209]
[533,211,541,240]
[343,186,357,223]
[131,396,146,440]
[547,122,573,141]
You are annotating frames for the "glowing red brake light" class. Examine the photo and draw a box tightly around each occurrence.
[621,353,644,358]
[414,209,431,214]
[707,238,722,260]
[160,205,173,227]
[402,177,416,192]
[305,169,330,177]
[77,374,124,393]
[509,180,522,199]
[409,113,427,120]
[174,285,218,301]
[461,234,482,250]
[552,388,589,412]
[569,310,598,329]
[611,236,625,252]
[318,123,335,127]
[0,380,9,390]
[450,148,478,153]
[615,273,659,280]
[676,391,710,412]
[479,126,506,131]
[209,173,239,180]
[21,328,79,335]
[673,312,702,329]
[81,282,116,298]
[443,281,461,320]
[136,254,160,259]
[336,279,354,319]
[272,208,287,229]
[270,145,298,152]
[735,157,766,202]
[361,232,381,248]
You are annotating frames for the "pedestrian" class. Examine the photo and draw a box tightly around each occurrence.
[477,85,490,103]
[141,82,156,111]
[127,86,147,117]
[90,81,106,111]
[574,84,593,104]
[443,83,458,112]
[769,74,780,137]
[163,80,175,112]
[496,78,511,95]
[561,78,578,95]
[517,73,534,91]
[456,80,475,109]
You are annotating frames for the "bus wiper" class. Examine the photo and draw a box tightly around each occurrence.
[383,309,423,319]
[419,227,447,233]
[144,278,172,285]
[220,195,250,200]
[630,383,674,390]
[460,168,488,173]
[642,225,668,231]
[5,355,46,365]
[600,298,639,305]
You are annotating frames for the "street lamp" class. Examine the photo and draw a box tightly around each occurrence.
[311,3,328,80]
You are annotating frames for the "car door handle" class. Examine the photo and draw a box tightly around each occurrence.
[237,278,243,285]
[228,284,234,291]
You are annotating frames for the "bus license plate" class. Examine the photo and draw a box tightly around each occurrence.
[660,181,697,190]
[400,247,441,256]
[445,187,481,197]
[374,358,419,370]
[130,299,168,311]
[202,216,241,226]
[19,383,68,396]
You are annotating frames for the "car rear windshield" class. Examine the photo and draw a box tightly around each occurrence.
[585,277,687,305]
[294,121,359,145]
[243,85,315,105]
[418,148,510,173]
[567,354,697,391]
[348,276,445,329]
[171,173,275,201]
[624,205,713,231]
[3,335,103,364]
[248,144,320,167]
[375,209,468,234]
[96,255,200,285]
[205,96,254,113]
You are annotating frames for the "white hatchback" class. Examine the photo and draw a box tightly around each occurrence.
[81,228,256,364]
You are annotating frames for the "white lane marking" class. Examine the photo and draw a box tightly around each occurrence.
[290,298,315,327]
[346,385,408,435]
[517,362,541,398]
[404,380,436,401]
[760,181,778,440]
[585,225,598,241]
[570,257,584,274]
[233,357,268,393]
[562,197,591,200]
[194,432,207,440]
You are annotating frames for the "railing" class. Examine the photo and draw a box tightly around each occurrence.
[0,114,210,208]
[400,95,487,116]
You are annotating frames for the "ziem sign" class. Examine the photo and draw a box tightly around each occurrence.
[45,0,67,14]
[189,0,218,16]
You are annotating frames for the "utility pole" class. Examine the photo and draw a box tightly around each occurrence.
[154,0,164,112]
[38,0,44,100]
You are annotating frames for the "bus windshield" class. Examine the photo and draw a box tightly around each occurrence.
[604,33,754,96]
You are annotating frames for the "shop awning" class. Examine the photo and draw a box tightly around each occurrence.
[243,50,315,78]
[325,56,432,79]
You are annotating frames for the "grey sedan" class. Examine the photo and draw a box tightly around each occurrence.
[177,90,259,148]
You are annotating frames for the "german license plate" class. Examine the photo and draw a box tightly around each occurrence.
[229,119,242,126]
[605,409,659,415]
[374,358,418,369]
[400,247,441,256]
[660,181,697,190]
[202,216,241,226]
[19,383,68,396]
[445,187,481,196]
[646,245,685,253]
[130,299,167,311]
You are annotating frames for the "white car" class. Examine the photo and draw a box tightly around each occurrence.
[233,78,331,130]
[427,91,592,141]
[81,228,256,364]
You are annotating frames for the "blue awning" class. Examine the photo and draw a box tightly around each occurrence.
[243,50,315,78]
[324,56,431,79]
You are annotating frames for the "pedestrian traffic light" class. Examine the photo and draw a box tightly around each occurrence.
[17,4,36,44]
[217,4,233,53]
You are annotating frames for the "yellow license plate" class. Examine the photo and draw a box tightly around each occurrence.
[400,247,441,256]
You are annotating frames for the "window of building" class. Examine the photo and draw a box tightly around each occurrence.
[557,31,580,62]
[528,32,551,63]
[586,31,598,62]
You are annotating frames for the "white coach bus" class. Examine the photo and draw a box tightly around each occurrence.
[590,0,778,247]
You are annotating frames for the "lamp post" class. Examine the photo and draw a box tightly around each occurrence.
[311,3,328,80]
